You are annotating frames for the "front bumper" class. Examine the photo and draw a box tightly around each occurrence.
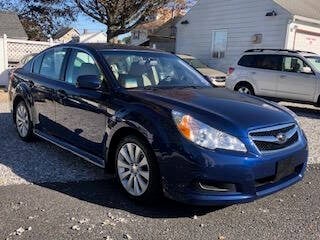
[160,138,308,206]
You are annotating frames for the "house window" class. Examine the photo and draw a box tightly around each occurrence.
[211,30,228,58]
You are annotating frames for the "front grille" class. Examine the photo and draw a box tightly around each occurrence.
[250,124,295,137]
[249,123,299,153]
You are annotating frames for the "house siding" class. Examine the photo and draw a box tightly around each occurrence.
[176,0,291,72]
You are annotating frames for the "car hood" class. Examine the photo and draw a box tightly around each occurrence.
[128,88,294,137]
[197,68,226,77]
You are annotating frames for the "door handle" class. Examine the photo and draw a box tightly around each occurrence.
[251,72,256,75]
[280,75,286,79]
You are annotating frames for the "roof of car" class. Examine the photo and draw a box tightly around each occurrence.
[61,43,167,53]
[242,49,319,56]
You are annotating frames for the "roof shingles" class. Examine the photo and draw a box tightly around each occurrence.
[0,11,27,39]
[274,0,320,20]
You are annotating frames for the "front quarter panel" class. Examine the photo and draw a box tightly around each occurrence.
[105,96,177,168]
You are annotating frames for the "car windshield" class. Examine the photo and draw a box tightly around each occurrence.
[183,58,208,68]
[102,50,211,89]
[306,56,320,72]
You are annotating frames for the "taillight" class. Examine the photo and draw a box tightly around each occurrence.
[228,67,235,75]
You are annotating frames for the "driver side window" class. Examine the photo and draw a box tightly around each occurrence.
[65,50,103,84]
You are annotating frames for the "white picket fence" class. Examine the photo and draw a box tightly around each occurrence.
[0,34,59,87]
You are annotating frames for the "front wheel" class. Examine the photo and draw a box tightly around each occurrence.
[115,135,161,202]
[15,101,33,141]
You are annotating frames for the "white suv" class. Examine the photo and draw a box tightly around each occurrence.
[226,49,320,104]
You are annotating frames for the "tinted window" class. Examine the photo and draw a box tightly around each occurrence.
[238,54,282,71]
[65,50,102,84]
[282,56,308,73]
[23,61,32,72]
[39,49,66,80]
[238,55,256,68]
[32,54,43,74]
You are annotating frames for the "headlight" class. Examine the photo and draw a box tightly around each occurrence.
[172,110,247,152]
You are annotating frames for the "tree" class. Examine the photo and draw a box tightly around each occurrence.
[74,0,172,41]
[166,0,196,17]
[0,0,78,40]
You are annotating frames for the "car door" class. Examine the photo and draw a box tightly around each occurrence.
[277,56,317,101]
[54,49,108,158]
[31,48,67,134]
[249,54,282,97]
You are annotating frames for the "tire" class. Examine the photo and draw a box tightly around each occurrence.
[14,101,33,141]
[115,135,161,202]
[235,83,254,95]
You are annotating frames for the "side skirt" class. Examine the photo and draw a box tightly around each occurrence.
[34,129,105,168]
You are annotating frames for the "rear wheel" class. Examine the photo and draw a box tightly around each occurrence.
[115,135,161,202]
[235,83,254,95]
[15,101,33,141]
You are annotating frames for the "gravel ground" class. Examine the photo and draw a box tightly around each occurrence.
[0,91,106,186]
[1,91,320,239]
[0,166,319,240]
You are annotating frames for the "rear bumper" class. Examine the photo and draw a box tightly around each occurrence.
[160,139,308,206]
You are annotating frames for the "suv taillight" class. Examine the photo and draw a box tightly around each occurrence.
[228,67,235,75]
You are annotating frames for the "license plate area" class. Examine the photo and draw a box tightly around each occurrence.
[275,157,297,181]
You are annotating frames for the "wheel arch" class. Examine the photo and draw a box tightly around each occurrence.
[234,81,255,94]
[12,95,30,123]
[105,126,154,173]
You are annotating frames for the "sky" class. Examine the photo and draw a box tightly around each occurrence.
[71,14,106,34]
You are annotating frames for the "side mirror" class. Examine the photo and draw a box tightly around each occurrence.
[301,66,313,74]
[76,75,101,90]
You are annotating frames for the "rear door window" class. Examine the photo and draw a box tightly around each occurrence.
[32,54,43,74]
[39,49,67,80]
[238,54,282,71]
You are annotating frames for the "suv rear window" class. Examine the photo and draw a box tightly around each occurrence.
[238,54,282,71]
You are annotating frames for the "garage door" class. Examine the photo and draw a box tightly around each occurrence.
[294,30,320,54]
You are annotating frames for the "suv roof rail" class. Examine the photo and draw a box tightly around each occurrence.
[244,49,299,53]
[244,49,317,55]
[296,50,317,55]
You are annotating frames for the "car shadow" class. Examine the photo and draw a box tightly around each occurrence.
[39,180,222,218]
[0,111,220,218]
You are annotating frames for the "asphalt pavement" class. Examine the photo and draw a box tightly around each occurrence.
[0,166,319,240]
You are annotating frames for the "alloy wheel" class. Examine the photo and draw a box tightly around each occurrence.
[238,86,251,95]
[16,103,29,138]
[117,143,150,196]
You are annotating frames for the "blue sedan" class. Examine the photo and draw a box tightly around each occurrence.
[8,43,308,205]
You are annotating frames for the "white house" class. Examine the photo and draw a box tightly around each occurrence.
[176,0,320,72]
[79,31,108,43]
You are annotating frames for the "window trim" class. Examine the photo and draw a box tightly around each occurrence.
[31,47,68,81]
